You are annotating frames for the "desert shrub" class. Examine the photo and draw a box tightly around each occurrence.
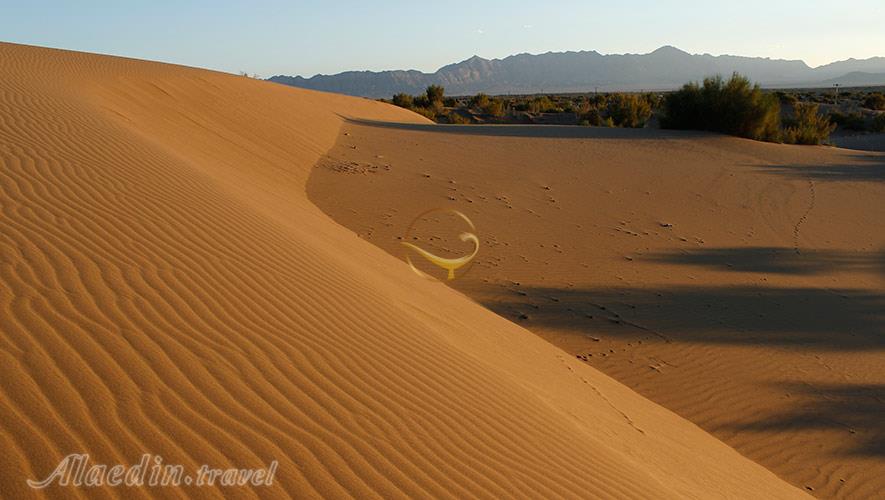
[583,106,603,126]
[470,93,491,110]
[661,73,781,141]
[528,96,557,113]
[607,94,653,128]
[483,97,505,117]
[430,99,445,115]
[644,92,663,109]
[782,103,836,145]
[413,94,430,108]
[392,93,413,109]
[863,93,885,111]
[577,98,592,115]
[412,106,437,120]
[445,111,471,124]
[829,111,867,131]
[425,85,445,105]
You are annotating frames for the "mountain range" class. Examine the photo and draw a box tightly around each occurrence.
[268,46,885,97]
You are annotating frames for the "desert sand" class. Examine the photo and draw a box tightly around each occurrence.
[310,122,884,499]
[0,42,816,498]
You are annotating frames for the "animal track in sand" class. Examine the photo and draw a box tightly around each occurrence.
[793,180,816,254]
[553,356,645,434]
[324,157,389,175]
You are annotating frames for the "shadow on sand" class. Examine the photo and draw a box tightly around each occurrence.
[481,241,884,456]
[483,282,884,456]
[483,284,884,350]
[643,247,885,276]
[754,154,885,182]
[343,117,714,140]
[729,382,885,458]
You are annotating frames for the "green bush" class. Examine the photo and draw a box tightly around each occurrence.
[392,93,413,109]
[661,73,781,141]
[863,93,885,111]
[578,93,658,128]
[470,93,491,110]
[412,106,437,120]
[607,94,653,128]
[425,85,445,105]
[445,111,471,124]
[782,103,836,145]
[589,94,607,107]
[413,94,430,108]
[486,97,506,117]
[464,93,504,117]
[583,106,603,126]
[528,96,558,113]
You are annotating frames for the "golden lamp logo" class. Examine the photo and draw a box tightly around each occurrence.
[401,208,479,281]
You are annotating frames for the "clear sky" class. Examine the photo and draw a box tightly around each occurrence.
[3,0,883,77]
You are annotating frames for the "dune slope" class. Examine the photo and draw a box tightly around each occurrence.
[0,42,807,498]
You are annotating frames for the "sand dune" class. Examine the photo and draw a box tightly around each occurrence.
[0,42,811,498]
[310,122,884,498]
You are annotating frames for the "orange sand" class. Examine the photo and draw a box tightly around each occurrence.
[0,42,812,498]
[310,123,884,499]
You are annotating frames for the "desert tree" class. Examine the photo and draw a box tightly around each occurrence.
[425,85,445,105]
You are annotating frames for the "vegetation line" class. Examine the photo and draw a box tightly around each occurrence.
[384,74,885,146]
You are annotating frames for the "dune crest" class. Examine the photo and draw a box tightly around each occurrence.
[0,43,806,498]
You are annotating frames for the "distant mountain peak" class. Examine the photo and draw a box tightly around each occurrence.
[456,55,490,66]
[651,45,689,56]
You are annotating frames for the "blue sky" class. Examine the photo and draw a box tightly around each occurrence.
[3,1,883,77]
